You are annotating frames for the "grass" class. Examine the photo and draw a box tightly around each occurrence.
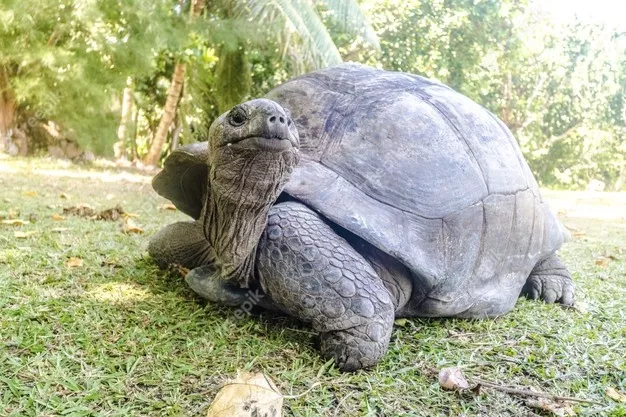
[1,156,625,416]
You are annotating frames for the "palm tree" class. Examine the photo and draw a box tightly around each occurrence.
[144,0,206,167]
[241,0,379,69]
[143,0,378,166]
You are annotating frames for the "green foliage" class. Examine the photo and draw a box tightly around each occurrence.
[239,0,378,70]
[0,0,624,189]
[215,45,251,113]
[0,0,188,155]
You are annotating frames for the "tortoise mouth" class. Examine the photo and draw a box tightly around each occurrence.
[229,135,293,152]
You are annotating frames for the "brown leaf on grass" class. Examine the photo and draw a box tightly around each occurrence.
[101,260,122,268]
[564,224,586,238]
[96,205,125,221]
[438,367,470,391]
[14,231,37,239]
[525,398,576,416]
[66,257,84,268]
[63,204,126,221]
[51,213,66,221]
[22,191,37,197]
[63,204,96,218]
[595,257,611,268]
[8,209,19,219]
[60,193,69,199]
[158,203,177,211]
[174,264,190,277]
[606,387,626,403]
[206,372,283,417]
[2,219,29,226]
[122,218,143,234]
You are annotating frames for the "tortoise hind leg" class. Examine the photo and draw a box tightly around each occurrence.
[257,202,395,371]
[522,254,575,306]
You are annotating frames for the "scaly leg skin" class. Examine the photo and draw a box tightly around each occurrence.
[148,221,213,269]
[149,221,253,307]
[522,254,575,305]
[257,202,395,372]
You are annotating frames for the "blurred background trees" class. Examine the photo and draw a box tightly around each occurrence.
[1,0,624,190]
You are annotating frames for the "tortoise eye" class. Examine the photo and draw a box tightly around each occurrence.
[228,106,247,127]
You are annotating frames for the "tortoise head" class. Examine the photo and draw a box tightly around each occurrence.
[207,98,300,206]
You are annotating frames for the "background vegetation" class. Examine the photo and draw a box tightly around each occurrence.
[1,0,625,189]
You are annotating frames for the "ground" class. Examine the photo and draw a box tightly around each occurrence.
[0,156,625,417]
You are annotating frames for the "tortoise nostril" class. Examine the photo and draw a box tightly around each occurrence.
[269,116,276,123]
[279,116,285,124]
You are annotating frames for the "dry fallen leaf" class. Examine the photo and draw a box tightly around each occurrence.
[564,225,586,238]
[207,372,283,417]
[101,260,121,268]
[96,205,125,221]
[60,193,70,199]
[66,258,84,268]
[22,191,37,197]
[8,209,19,219]
[606,387,626,403]
[51,213,66,221]
[595,257,611,268]
[2,219,30,226]
[158,203,177,211]
[525,398,576,416]
[174,264,190,277]
[123,218,144,234]
[63,204,96,218]
[14,231,36,239]
[438,367,469,391]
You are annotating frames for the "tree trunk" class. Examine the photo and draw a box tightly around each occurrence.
[114,77,134,160]
[615,162,626,191]
[130,107,140,160]
[170,112,183,151]
[0,66,16,153]
[142,0,205,166]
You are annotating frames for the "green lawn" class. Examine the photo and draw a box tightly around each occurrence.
[1,156,625,416]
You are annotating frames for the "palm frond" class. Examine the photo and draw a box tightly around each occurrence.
[318,0,379,50]
[240,0,342,68]
[215,44,251,112]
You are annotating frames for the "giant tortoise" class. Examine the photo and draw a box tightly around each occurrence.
[149,63,574,371]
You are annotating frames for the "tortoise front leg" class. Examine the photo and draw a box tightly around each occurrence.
[148,221,213,269]
[257,202,395,371]
[149,221,254,307]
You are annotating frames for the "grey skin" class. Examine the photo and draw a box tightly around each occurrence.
[149,63,575,372]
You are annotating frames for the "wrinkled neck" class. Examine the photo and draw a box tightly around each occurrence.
[202,152,295,287]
